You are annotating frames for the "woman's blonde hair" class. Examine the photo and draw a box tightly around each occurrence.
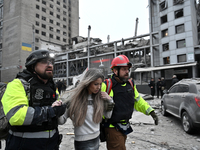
[68,68,104,126]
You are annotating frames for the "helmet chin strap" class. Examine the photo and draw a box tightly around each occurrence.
[34,69,49,80]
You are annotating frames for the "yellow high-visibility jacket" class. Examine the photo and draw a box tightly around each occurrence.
[2,79,30,126]
[2,78,58,138]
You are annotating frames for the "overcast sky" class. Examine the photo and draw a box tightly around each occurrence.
[79,0,150,43]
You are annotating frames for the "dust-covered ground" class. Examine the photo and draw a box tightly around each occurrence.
[1,97,200,150]
[58,97,200,150]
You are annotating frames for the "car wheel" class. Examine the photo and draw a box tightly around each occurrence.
[161,102,167,116]
[181,111,194,134]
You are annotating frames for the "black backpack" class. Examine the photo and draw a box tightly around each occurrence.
[0,79,29,140]
[0,82,8,140]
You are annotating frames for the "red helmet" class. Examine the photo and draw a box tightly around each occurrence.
[110,55,132,69]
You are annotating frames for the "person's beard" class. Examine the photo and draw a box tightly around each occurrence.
[38,71,53,79]
[37,67,53,79]
[120,73,130,82]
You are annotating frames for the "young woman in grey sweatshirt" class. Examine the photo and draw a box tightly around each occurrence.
[58,68,114,150]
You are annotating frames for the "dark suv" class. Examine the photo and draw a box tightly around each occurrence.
[161,78,200,134]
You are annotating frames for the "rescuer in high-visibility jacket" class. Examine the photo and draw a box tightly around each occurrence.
[101,55,159,150]
[2,50,66,150]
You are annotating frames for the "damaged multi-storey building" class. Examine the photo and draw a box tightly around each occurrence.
[54,0,200,90]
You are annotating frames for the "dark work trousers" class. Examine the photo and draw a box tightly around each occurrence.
[5,131,60,150]
[151,88,155,97]
[157,88,162,98]
[74,136,100,150]
[161,89,164,98]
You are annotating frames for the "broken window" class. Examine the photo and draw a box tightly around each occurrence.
[35,46,39,50]
[175,24,184,34]
[50,34,53,38]
[35,38,39,42]
[161,15,168,24]
[42,8,46,12]
[36,14,39,18]
[35,21,39,26]
[173,0,184,5]
[177,54,186,63]
[42,16,46,21]
[162,43,169,51]
[161,29,168,38]
[50,4,53,8]
[36,5,40,9]
[42,31,46,36]
[56,36,60,40]
[163,57,170,64]
[160,1,168,11]
[50,19,53,24]
[57,22,60,26]
[56,29,60,34]
[176,39,186,48]
[42,0,46,5]
[35,29,39,34]
[42,24,46,29]
[49,26,53,31]
[50,11,54,16]
[175,9,183,19]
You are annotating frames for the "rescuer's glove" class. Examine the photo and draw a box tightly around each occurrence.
[150,111,158,125]
[104,100,115,112]
[53,104,67,117]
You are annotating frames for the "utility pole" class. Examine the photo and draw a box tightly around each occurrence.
[107,35,110,43]
[87,25,91,68]
[135,18,139,36]
[32,25,35,51]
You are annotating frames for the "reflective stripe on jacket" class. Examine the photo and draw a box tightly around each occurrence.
[8,129,56,138]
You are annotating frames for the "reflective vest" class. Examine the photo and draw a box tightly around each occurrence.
[104,78,135,123]
[101,76,154,124]
[2,73,58,133]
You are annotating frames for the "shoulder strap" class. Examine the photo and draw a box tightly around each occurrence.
[105,78,113,95]
[18,78,31,96]
[128,79,134,90]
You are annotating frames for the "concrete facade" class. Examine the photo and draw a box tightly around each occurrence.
[148,0,200,85]
[0,0,79,82]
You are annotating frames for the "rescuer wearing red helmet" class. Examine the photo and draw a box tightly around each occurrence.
[101,55,158,150]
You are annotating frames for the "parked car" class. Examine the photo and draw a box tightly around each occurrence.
[161,78,200,134]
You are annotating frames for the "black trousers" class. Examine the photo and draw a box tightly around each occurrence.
[151,88,155,97]
[5,131,60,150]
[157,88,162,98]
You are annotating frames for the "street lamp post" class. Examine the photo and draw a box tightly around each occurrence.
[87,25,91,68]
[32,25,35,51]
